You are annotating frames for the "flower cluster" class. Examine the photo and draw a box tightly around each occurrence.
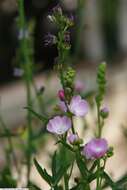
[10,2,118,190]
[46,90,109,159]
[33,5,114,190]
[44,4,74,49]
[45,5,109,162]
[47,94,88,134]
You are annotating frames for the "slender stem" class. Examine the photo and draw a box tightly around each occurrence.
[96,103,102,189]
[97,103,101,138]
[0,115,19,174]
[64,173,69,190]
[18,0,33,185]
[96,160,101,190]
[74,0,85,60]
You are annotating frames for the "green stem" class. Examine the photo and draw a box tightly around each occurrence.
[97,103,101,138]
[0,115,19,174]
[74,0,85,61]
[96,159,102,190]
[96,103,102,189]
[64,173,69,190]
[18,0,33,185]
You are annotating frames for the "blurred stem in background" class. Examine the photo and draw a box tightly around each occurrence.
[0,113,19,174]
[18,0,33,185]
[73,0,85,62]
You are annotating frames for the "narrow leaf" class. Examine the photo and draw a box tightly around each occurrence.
[24,107,48,123]
[52,151,57,177]
[53,164,70,186]
[76,152,88,178]
[34,158,52,186]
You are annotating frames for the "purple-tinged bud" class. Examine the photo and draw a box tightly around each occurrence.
[64,31,70,44]
[67,14,74,26]
[100,107,109,118]
[52,5,62,15]
[58,101,67,112]
[68,133,78,144]
[68,133,83,145]
[82,138,108,159]
[58,89,65,101]
[44,33,57,46]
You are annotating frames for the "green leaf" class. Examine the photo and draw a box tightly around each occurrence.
[24,107,48,123]
[0,167,17,188]
[28,181,43,190]
[53,163,70,186]
[115,173,127,188]
[102,171,115,188]
[52,151,57,177]
[51,145,74,186]
[58,140,74,152]
[34,158,52,186]
[89,160,98,172]
[76,152,88,179]
[0,133,18,138]
[70,182,90,190]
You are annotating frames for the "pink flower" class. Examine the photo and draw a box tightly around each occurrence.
[47,116,71,135]
[68,133,78,144]
[83,138,108,159]
[58,89,65,101]
[69,96,88,117]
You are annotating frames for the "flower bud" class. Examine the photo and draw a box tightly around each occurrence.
[100,107,109,118]
[68,134,78,144]
[52,5,62,15]
[44,33,57,46]
[106,147,114,158]
[58,89,65,101]
[68,133,83,145]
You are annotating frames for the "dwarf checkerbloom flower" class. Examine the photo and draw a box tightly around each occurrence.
[83,138,108,159]
[47,116,71,135]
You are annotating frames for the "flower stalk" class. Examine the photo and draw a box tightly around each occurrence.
[18,0,33,184]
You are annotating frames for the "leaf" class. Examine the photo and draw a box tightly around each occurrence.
[102,171,115,188]
[34,158,52,186]
[28,181,43,190]
[52,145,74,186]
[24,107,48,123]
[52,151,57,177]
[0,133,18,138]
[53,163,70,186]
[89,160,98,172]
[115,173,127,189]
[70,182,90,190]
[58,140,74,152]
[0,167,17,188]
[76,152,88,179]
